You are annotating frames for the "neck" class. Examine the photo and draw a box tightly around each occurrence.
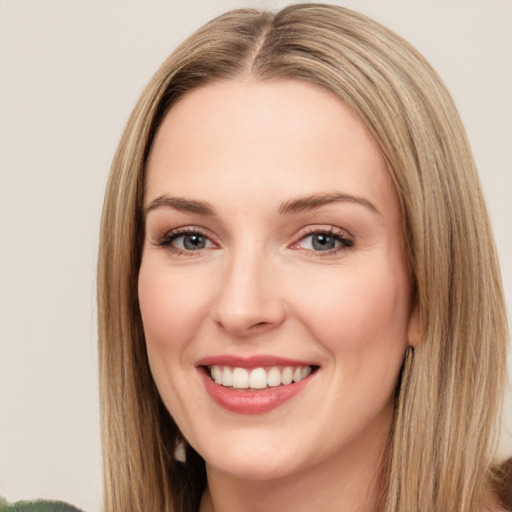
[199,427,388,512]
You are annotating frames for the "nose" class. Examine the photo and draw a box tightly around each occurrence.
[210,249,286,338]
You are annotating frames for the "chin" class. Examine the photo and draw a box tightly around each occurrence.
[194,430,304,481]
[204,451,301,481]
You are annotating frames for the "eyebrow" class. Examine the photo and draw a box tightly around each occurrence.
[144,195,216,217]
[278,192,380,216]
[143,191,380,218]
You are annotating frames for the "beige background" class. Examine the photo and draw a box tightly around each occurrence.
[1,1,511,511]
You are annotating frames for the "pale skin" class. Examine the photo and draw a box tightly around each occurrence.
[138,79,418,512]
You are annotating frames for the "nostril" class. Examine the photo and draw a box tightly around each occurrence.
[250,321,273,331]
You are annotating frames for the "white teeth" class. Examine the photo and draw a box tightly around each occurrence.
[267,367,281,387]
[222,366,233,387]
[249,368,267,389]
[232,367,249,389]
[209,364,314,389]
[212,365,222,384]
[301,366,311,379]
[281,367,293,385]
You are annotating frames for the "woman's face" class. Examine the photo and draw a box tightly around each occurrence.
[139,79,416,481]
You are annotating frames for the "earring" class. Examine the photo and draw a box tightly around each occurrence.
[174,437,187,463]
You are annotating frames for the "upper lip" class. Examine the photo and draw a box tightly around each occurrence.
[196,355,318,369]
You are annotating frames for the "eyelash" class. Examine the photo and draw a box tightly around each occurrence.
[154,227,216,257]
[154,226,354,257]
[292,227,354,256]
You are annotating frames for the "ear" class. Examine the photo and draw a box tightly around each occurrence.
[407,304,419,348]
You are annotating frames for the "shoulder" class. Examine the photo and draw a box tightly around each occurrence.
[0,498,84,512]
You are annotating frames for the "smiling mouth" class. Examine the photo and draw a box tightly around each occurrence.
[206,365,317,390]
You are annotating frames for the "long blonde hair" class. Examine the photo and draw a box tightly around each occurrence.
[97,4,508,511]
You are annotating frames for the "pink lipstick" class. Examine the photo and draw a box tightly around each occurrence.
[196,355,318,414]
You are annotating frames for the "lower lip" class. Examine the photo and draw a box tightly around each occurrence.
[199,368,315,414]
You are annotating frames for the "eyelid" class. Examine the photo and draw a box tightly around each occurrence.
[153,226,219,252]
[289,225,354,254]
[149,224,353,257]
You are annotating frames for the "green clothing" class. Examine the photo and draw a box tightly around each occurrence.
[0,497,83,512]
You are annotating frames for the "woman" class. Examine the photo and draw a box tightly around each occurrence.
[96,4,509,512]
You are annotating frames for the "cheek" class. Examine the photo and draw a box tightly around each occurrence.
[138,258,213,360]
[298,262,411,431]
[137,257,217,421]
[291,260,411,361]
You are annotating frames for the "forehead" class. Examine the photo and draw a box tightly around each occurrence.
[145,79,397,219]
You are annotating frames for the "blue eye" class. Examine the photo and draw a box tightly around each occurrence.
[297,229,353,253]
[310,233,338,251]
[157,230,215,253]
[176,233,209,250]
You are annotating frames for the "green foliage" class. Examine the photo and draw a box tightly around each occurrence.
[0,498,83,512]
